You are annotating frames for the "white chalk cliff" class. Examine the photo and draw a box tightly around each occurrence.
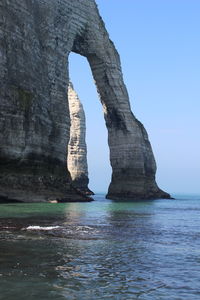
[0,0,170,201]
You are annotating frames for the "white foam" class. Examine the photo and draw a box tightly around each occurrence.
[25,226,60,231]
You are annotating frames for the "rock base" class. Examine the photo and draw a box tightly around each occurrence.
[0,174,93,203]
[106,190,172,201]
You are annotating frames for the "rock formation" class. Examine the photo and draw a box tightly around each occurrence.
[0,0,170,202]
[68,82,93,195]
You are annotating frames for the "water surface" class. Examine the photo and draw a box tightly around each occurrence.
[0,194,200,299]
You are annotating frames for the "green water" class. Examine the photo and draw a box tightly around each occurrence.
[0,194,200,299]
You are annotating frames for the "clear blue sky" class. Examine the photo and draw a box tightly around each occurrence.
[69,0,200,195]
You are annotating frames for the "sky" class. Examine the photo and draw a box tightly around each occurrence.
[69,0,200,195]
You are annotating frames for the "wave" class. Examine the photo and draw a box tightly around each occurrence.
[24,225,61,231]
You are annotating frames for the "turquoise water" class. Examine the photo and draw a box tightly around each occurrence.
[0,194,200,299]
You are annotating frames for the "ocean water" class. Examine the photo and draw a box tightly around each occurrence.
[0,194,200,300]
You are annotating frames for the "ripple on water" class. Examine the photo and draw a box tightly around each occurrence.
[0,196,200,299]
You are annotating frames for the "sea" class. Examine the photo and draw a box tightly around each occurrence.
[0,194,200,300]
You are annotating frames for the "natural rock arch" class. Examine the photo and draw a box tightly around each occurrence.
[0,0,170,201]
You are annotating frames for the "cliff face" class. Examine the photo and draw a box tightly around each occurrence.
[0,0,170,201]
[0,0,89,202]
[68,83,93,195]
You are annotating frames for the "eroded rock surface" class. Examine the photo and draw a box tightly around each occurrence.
[68,82,93,195]
[0,0,170,201]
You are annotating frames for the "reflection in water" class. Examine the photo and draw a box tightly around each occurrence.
[64,203,87,225]
[0,195,200,299]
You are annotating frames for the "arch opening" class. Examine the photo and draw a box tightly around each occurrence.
[68,53,112,194]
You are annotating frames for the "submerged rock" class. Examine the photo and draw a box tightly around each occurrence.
[68,82,94,195]
[0,0,170,202]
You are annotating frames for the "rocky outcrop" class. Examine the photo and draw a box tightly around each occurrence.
[68,82,93,195]
[0,0,170,202]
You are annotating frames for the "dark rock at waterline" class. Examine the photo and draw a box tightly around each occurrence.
[106,190,172,201]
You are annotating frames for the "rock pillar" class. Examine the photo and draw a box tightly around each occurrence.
[68,82,93,195]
